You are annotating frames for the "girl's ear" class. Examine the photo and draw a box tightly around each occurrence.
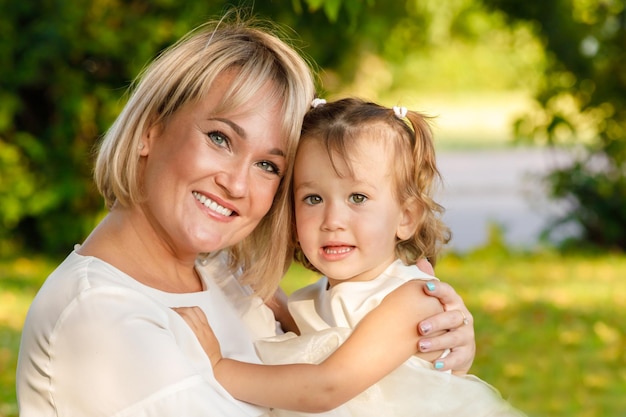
[396,197,421,241]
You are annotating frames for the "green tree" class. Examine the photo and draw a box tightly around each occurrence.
[484,0,626,250]
[0,0,423,254]
[0,0,214,253]
[0,0,553,254]
[312,0,626,250]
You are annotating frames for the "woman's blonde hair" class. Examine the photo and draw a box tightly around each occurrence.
[94,12,316,299]
[294,98,450,271]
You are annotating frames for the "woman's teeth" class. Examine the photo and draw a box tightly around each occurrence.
[193,191,233,216]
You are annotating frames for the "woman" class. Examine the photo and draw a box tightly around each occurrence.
[16,14,474,417]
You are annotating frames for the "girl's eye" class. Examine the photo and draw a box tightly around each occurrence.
[349,193,367,204]
[257,161,281,176]
[303,195,323,205]
[207,131,229,148]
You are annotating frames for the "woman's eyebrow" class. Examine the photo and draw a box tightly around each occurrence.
[269,147,286,157]
[210,117,285,157]
[210,117,246,138]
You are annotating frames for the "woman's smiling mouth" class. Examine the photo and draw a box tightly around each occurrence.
[193,191,235,217]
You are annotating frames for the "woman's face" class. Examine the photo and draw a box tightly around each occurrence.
[139,72,286,259]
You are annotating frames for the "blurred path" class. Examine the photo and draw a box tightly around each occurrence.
[435,147,575,252]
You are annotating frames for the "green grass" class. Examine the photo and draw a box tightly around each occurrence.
[0,255,57,417]
[2,247,625,417]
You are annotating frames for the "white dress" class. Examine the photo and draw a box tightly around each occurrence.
[255,259,525,417]
[16,251,271,417]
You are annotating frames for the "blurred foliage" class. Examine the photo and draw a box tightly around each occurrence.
[0,0,432,254]
[483,0,626,250]
[308,0,546,97]
[0,0,309,254]
[546,160,626,250]
[0,0,211,253]
[0,0,536,254]
[1,0,624,254]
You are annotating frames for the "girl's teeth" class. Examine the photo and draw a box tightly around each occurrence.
[325,247,352,254]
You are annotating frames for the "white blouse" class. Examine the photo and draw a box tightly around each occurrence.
[16,251,271,417]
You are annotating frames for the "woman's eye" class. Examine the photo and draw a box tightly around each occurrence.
[349,193,367,204]
[303,195,323,205]
[207,131,229,148]
[257,161,281,176]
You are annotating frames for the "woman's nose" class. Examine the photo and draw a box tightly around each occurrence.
[215,165,250,198]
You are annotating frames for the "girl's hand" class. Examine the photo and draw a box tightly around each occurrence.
[173,306,223,367]
[415,259,476,375]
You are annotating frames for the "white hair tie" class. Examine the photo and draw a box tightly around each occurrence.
[393,106,408,119]
[311,98,326,108]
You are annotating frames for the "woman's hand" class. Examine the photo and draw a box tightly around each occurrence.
[415,259,475,375]
[266,288,300,335]
[173,306,223,367]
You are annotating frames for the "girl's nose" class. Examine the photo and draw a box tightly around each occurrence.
[321,202,346,231]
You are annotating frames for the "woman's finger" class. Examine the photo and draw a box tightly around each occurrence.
[416,258,435,275]
[422,281,464,309]
[430,344,475,375]
[419,308,474,335]
[420,281,473,332]
[418,280,476,374]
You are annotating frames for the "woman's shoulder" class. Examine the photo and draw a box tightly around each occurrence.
[25,250,167,331]
[20,251,174,377]
[28,251,111,312]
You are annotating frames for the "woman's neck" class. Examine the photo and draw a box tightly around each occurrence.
[77,208,203,293]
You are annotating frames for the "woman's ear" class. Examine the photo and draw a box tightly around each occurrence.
[140,120,161,156]
[396,197,421,241]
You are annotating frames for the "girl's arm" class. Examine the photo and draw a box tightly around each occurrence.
[175,280,445,412]
[267,259,477,374]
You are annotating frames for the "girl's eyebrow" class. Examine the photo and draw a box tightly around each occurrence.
[293,181,315,191]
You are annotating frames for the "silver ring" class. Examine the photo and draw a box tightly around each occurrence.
[459,310,469,326]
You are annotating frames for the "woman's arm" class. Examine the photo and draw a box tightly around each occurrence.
[175,280,445,412]
[415,258,476,374]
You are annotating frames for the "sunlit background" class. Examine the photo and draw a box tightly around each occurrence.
[1,1,625,416]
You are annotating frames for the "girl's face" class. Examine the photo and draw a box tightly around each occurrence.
[293,137,416,287]
[139,72,286,260]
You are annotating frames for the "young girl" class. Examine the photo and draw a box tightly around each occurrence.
[177,98,524,416]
